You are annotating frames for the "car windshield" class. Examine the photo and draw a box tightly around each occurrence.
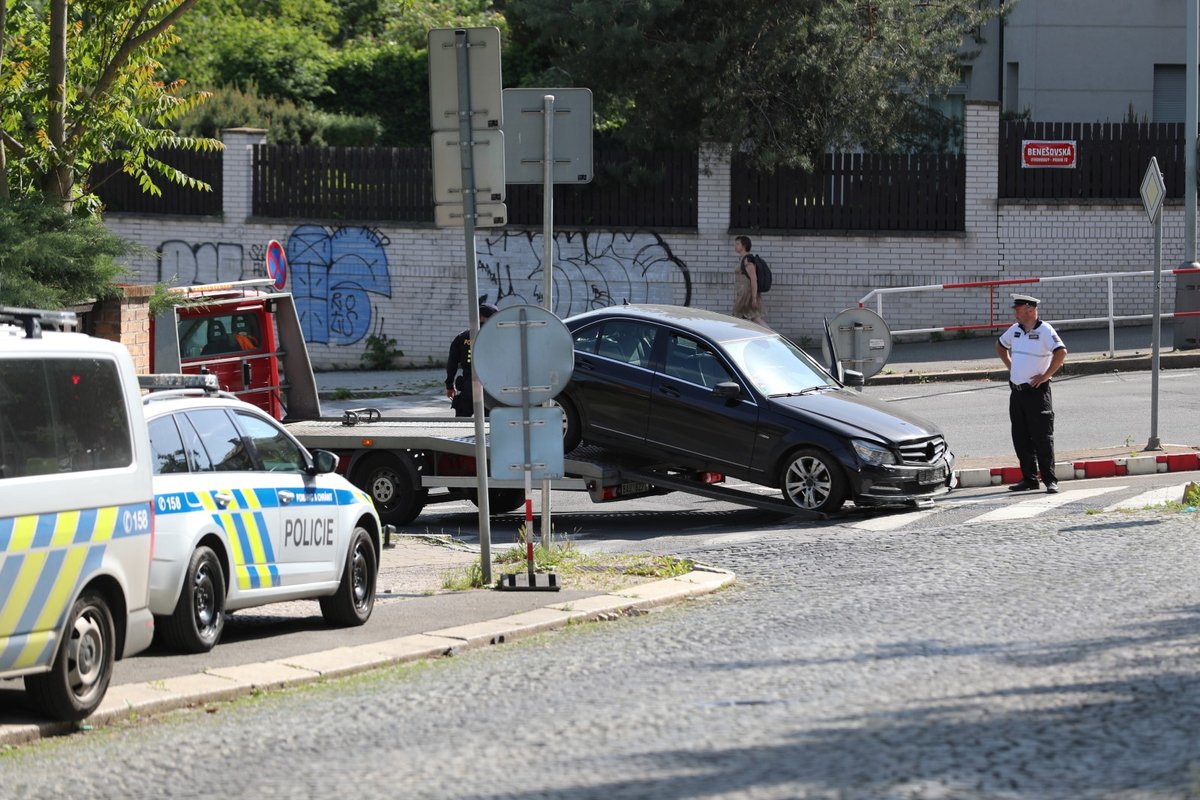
[722,335,837,397]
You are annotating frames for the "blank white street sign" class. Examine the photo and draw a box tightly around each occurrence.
[503,88,594,184]
[431,130,506,204]
[435,203,508,228]
[428,27,503,132]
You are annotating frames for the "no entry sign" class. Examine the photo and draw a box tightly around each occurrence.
[1022,140,1077,168]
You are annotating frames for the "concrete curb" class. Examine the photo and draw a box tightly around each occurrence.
[869,350,1200,386]
[955,452,1200,488]
[0,566,735,747]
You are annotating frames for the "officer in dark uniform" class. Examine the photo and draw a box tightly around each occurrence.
[445,303,498,417]
[995,294,1068,494]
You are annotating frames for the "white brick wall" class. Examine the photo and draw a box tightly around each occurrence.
[103,106,1186,369]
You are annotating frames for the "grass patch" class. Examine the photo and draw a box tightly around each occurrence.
[440,537,692,591]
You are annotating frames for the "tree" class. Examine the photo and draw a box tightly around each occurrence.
[503,0,1003,169]
[1,0,220,208]
[0,195,130,307]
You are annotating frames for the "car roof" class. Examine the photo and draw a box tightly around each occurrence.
[565,304,775,345]
[141,391,267,419]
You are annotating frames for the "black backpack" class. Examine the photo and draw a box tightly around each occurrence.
[742,254,773,293]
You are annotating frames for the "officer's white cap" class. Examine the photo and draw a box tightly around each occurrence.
[1011,294,1040,307]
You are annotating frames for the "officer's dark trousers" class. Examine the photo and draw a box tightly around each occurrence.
[1009,381,1056,484]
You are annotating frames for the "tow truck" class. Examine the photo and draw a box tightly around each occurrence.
[150,279,823,526]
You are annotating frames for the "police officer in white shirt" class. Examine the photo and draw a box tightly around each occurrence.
[996,294,1068,493]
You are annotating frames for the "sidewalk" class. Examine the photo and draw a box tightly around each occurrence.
[0,537,734,746]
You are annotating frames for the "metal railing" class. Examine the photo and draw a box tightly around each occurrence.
[858,267,1200,356]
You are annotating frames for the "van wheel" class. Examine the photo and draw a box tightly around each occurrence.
[779,447,846,513]
[25,591,115,721]
[160,546,226,653]
[358,454,425,526]
[320,527,376,626]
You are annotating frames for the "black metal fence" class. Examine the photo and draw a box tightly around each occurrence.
[91,149,223,215]
[730,152,965,232]
[999,121,1186,199]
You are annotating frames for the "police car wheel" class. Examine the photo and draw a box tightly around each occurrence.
[779,447,847,513]
[320,527,376,626]
[160,546,226,654]
[357,454,424,526]
[25,591,115,721]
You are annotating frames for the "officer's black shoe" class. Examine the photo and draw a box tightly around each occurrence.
[1045,482,1060,494]
[1008,481,1039,492]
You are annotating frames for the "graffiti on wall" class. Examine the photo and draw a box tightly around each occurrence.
[477,231,690,317]
[285,225,392,345]
[158,241,255,284]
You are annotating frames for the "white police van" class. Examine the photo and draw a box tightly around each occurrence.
[0,308,155,720]
[140,376,383,653]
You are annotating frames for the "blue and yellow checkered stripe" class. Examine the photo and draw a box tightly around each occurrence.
[0,502,152,672]
[157,488,281,591]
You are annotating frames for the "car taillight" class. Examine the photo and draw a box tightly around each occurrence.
[697,472,724,484]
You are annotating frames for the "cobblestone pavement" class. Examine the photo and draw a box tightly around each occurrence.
[4,510,1200,799]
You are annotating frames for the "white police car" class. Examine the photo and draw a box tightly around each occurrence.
[141,376,382,653]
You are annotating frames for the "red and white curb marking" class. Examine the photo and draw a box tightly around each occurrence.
[956,452,1200,489]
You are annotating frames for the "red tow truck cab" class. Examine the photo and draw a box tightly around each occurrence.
[149,279,321,423]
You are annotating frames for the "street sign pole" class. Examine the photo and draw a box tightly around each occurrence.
[1140,157,1166,451]
[540,94,555,551]
[1149,204,1163,450]
[453,29,493,580]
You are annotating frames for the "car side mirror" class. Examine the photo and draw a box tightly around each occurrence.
[843,369,865,388]
[713,381,742,399]
[310,449,339,475]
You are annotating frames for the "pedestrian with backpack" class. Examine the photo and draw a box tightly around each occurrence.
[732,235,770,327]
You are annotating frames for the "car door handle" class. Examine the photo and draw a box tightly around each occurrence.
[576,359,595,371]
[278,490,295,505]
[213,492,234,509]
[658,385,680,398]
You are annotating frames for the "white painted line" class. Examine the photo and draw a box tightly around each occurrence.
[969,486,1124,522]
[1103,483,1190,512]
[851,507,943,531]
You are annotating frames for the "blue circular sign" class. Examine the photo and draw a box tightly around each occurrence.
[266,240,287,290]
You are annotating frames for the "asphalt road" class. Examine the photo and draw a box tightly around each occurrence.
[3,479,1199,798]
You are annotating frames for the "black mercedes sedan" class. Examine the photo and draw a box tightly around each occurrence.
[557,304,954,513]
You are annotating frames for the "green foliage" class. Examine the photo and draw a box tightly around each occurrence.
[1,0,221,206]
[175,82,380,145]
[324,41,428,146]
[360,331,403,370]
[0,196,129,308]
[504,0,1000,169]
[206,18,336,103]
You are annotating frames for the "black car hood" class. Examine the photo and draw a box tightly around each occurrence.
[770,389,943,443]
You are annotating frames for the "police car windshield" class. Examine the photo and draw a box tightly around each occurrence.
[722,335,836,397]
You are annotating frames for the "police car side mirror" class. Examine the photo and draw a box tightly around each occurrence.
[310,449,339,475]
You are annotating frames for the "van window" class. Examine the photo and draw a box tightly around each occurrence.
[0,357,133,478]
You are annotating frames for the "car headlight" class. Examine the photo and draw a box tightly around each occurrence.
[851,439,897,466]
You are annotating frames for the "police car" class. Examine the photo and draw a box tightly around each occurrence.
[141,376,383,653]
[0,308,156,720]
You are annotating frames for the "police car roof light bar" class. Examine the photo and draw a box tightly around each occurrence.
[0,307,79,338]
[138,373,221,392]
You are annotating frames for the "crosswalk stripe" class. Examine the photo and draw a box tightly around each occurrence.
[1103,483,1190,512]
[851,507,943,531]
[969,486,1124,522]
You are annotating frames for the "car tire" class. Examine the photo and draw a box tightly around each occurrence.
[357,453,425,526]
[467,488,526,514]
[556,395,582,453]
[160,545,226,654]
[779,447,847,513]
[320,527,376,626]
[25,590,115,721]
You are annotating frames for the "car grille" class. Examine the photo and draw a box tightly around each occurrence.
[898,436,948,465]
